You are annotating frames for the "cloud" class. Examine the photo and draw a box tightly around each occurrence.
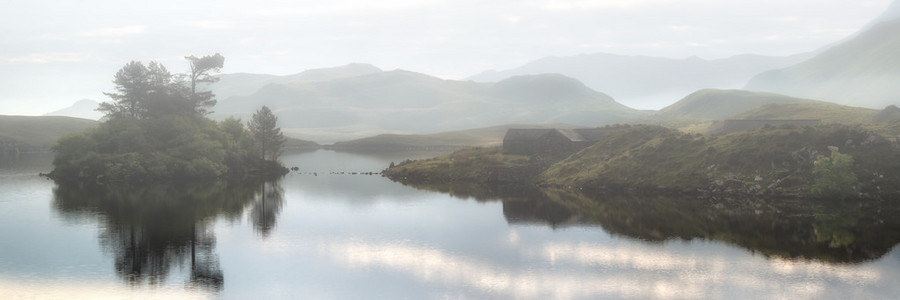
[248,0,444,17]
[3,52,93,64]
[528,0,672,12]
[80,25,148,38]
[190,21,234,30]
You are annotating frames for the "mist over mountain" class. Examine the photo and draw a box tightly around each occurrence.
[745,9,900,108]
[211,69,643,143]
[203,63,383,101]
[467,52,811,109]
[866,0,900,28]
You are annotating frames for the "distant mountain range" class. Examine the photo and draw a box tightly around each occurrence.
[211,71,643,143]
[467,53,812,109]
[41,1,900,144]
[204,63,383,101]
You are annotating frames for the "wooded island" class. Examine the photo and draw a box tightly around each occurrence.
[49,54,288,182]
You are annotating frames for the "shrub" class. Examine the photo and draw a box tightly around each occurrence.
[811,150,858,199]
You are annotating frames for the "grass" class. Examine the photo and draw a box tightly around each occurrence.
[729,102,879,125]
[382,146,531,184]
[538,125,709,191]
[332,123,576,149]
[539,124,900,198]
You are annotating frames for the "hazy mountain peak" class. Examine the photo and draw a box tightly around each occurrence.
[212,70,643,142]
[44,99,102,120]
[466,51,809,109]
[282,63,382,83]
[492,73,592,96]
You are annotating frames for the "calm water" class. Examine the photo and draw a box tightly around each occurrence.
[1,150,899,299]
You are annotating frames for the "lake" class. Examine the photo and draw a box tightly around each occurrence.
[1,150,899,299]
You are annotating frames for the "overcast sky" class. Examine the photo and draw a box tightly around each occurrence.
[0,0,893,115]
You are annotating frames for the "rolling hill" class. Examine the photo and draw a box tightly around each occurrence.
[212,70,644,143]
[646,89,819,123]
[468,53,811,109]
[0,115,98,154]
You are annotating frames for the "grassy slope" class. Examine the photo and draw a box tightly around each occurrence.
[0,115,99,151]
[675,100,888,135]
[728,102,900,139]
[632,89,821,133]
[652,89,817,122]
[382,147,531,183]
[538,125,709,191]
[730,102,878,124]
[331,123,577,149]
[538,124,900,197]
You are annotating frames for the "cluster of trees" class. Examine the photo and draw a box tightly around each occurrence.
[51,54,287,181]
[98,53,224,119]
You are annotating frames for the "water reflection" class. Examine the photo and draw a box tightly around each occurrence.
[303,236,892,299]
[250,181,285,237]
[52,178,285,290]
[396,181,900,263]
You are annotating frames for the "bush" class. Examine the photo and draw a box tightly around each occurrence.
[811,150,858,199]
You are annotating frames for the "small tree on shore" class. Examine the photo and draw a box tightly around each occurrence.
[811,148,858,199]
[248,106,285,161]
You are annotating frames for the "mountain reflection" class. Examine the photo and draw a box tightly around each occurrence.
[397,181,900,263]
[52,179,285,290]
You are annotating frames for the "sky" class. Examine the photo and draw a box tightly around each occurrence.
[0,0,894,115]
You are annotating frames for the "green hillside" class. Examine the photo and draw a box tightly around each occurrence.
[643,89,818,125]
[388,124,900,200]
[729,102,879,124]
[0,115,98,154]
[331,123,576,150]
[538,124,900,198]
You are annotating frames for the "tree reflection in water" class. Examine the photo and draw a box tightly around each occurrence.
[52,178,285,290]
[396,180,900,263]
[250,181,285,237]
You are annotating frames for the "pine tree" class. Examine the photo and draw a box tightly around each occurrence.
[185,53,225,115]
[248,106,285,161]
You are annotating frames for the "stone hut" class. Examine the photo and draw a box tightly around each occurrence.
[721,119,821,133]
[502,128,613,156]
